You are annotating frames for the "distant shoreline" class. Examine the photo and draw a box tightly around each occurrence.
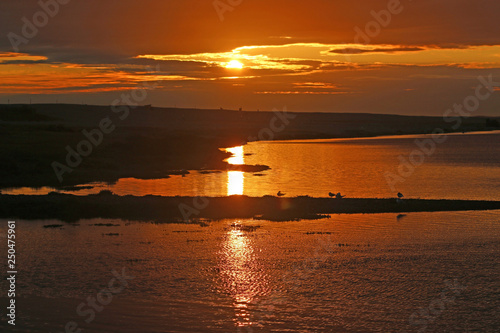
[249,129,500,145]
[2,103,499,119]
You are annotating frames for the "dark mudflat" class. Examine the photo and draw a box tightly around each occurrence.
[1,193,499,222]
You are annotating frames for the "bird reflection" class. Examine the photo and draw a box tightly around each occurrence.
[397,214,407,221]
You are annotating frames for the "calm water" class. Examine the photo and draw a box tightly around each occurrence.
[1,211,499,332]
[5,131,500,200]
[1,131,499,332]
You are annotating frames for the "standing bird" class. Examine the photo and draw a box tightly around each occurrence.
[336,192,345,199]
[397,192,404,199]
[329,192,335,198]
[277,191,286,197]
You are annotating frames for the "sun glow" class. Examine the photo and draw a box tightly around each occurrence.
[226,60,244,69]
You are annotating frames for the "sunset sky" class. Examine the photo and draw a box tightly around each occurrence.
[1,0,499,115]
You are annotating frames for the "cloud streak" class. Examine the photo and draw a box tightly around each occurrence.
[329,47,426,54]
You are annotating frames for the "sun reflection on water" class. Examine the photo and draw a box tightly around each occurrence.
[226,146,244,165]
[228,171,244,196]
[217,223,270,329]
[226,146,245,196]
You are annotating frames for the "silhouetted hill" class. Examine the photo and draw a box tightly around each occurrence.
[0,104,498,189]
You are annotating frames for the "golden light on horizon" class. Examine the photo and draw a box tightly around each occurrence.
[226,60,244,69]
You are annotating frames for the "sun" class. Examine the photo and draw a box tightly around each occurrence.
[225,60,243,69]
